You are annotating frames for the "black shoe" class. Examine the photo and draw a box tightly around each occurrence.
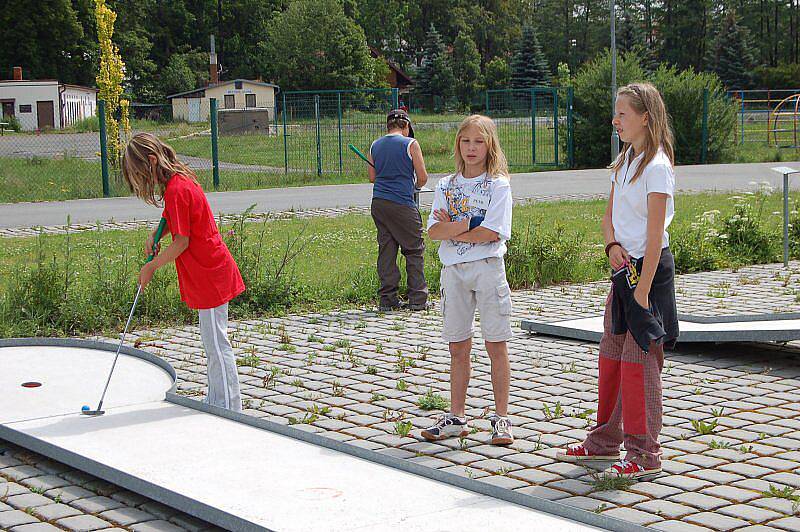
[407,302,431,311]
[378,302,404,312]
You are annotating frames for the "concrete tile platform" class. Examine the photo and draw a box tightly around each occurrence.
[0,340,610,531]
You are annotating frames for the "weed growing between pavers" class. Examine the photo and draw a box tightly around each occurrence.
[417,389,450,411]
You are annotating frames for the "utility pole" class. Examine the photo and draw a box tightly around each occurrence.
[610,0,620,161]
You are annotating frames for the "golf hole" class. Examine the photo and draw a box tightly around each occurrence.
[21,382,42,388]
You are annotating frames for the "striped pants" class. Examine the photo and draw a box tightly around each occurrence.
[583,292,664,469]
[198,303,242,412]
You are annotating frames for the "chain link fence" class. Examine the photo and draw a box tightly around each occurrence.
[2,88,582,204]
[485,88,573,168]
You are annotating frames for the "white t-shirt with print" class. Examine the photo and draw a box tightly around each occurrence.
[427,172,513,266]
[611,147,675,258]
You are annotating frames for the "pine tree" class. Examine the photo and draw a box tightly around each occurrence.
[707,11,757,90]
[451,31,482,108]
[510,25,551,87]
[416,25,455,109]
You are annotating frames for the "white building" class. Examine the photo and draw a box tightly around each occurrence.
[167,79,279,123]
[0,67,97,131]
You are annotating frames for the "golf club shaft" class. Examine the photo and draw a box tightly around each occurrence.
[92,218,166,412]
[94,283,143,411]
[347,144,375,168]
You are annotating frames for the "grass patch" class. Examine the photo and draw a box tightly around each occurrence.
[2,189,800,338]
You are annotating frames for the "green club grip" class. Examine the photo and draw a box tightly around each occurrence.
[348,143,375,168]
[146,217,167,263]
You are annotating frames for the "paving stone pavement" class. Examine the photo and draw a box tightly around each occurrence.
[0,440,222,531]
[11,261,800,531]
[87,260,800,532]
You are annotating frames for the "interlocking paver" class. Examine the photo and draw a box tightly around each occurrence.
[9,262,800,531]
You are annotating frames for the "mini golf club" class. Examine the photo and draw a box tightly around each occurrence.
[82,217,167,417]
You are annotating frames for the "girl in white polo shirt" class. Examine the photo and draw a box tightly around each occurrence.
[556,82,679,479]
[421,115,515,446]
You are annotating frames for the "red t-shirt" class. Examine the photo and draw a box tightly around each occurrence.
[161,174,245,309]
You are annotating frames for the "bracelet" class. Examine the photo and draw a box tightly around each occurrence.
[604,241,621,257]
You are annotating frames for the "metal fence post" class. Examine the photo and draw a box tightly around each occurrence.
[567,87,574,168]
[531,89,537,165]
[785,171,790,268]
[210,98,220,189]
[98,100,110,197]
[740,90,745,145]
[701,88,709,164]
[337,92,343,175]
[553,88,559,166]
[315,95,322,176]
[282,92,288,174]
[391,88,399,109]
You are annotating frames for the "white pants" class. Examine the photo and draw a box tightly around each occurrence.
[440,257,513,343]
[198,303,242,412]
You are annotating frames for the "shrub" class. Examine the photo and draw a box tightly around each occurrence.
[572,50,736,168]
[506,221,604,288]
[2,114,21,132]
[752,63,800,90]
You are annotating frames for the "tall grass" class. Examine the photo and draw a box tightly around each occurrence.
[2,189,799,338]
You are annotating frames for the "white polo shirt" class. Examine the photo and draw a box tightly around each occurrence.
[611,147,675,258]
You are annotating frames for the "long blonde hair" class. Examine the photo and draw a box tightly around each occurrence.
[611,82,675,184]
[122,132,199,207]
[454,115,509,178]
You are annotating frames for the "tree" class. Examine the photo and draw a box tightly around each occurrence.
[162,53,209,97]
[0,0,93,85]
[415,25,455,108]
[95,0,128,167]
[484,56,511,90]
[707,11,757,90]
[510,25,551,87]
[451,31,482,107]
[658,0,711,70]
[259,0,379,90]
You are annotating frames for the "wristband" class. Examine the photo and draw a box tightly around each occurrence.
[468,216,484,231]
[604,241,621,257]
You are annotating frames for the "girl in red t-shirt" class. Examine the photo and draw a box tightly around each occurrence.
[122,133,245,412]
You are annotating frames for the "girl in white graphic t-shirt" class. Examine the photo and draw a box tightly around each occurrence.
[421,115,515,446]
[557,82,679,480]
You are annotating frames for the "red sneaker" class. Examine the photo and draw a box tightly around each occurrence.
[608,460,662,479]
[556,444,620,462]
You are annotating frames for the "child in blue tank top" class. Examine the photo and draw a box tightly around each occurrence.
[367,109,430,311]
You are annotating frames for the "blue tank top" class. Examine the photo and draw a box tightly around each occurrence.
[371,134,417,208]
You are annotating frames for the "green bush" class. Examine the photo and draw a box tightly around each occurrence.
[650,65,737,164]
[67,115,100,133]
[719,187,779,264]
[572,50,736,168]
[2,114,21,132]
[506,221,605,288]
[752,63,800,90]
[670,212,728,273]
[572,50,645,168]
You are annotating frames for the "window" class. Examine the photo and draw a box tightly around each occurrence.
[246,94,256,108]
[224,94,235,109]
[235,81,243,89]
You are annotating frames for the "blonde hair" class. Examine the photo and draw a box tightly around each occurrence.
[454,115,509,178]
[611,82,675,184]
[122,132,199,207]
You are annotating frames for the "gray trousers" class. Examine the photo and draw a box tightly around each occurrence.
[198,303,242,412]
[370,198,428,307]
